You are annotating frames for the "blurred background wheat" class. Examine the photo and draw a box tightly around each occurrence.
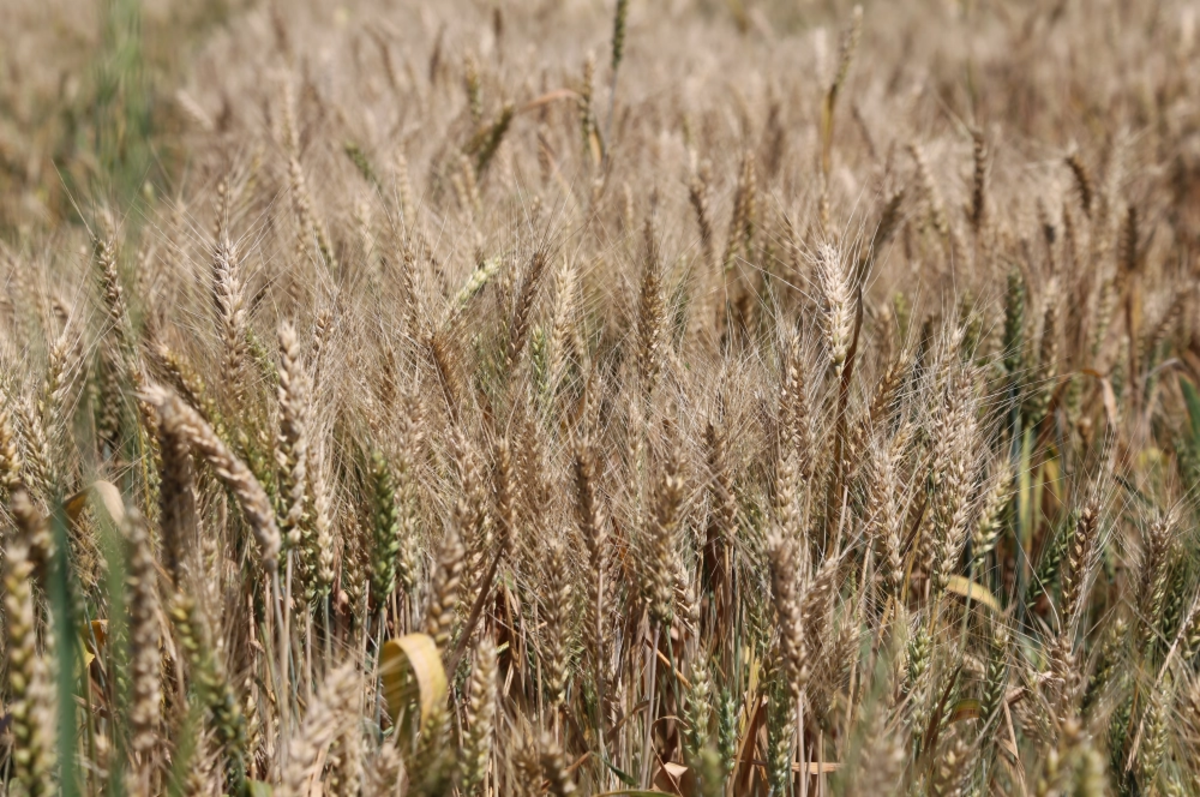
[2,0,1200,795]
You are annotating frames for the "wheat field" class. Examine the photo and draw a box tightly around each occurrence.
[2,0,1200,794]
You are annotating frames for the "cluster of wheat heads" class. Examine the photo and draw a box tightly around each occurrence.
[2,0,1200,794]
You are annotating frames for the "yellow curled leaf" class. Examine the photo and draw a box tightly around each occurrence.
[949,698,981,723]
[945,575,1000,612]
[657,761,688,786]
[82,620,107,669]
[379,633,447,730]
[88,619,108,649]
[65,480,127,527]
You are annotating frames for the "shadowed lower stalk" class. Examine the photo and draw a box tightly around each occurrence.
[642,623,661,791]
